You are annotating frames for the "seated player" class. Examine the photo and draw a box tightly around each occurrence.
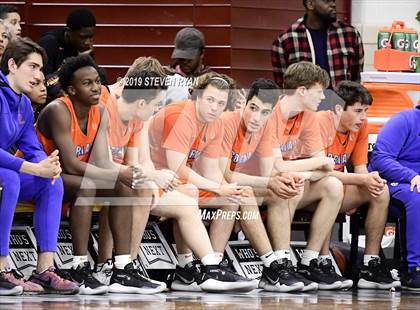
[36,55,163,295]
[0,38,77,295]
[269,62,346,290]
[26,71,47,120]
[148,73,304,292]
[370,104,420,291]
[95,65,255,293]
[219,78,319,292]
[317,81,399,290]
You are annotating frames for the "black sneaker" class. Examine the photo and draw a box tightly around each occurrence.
[282,258,318,291]
[109,262,165,294]
[401,266,420,291]
[319,258,353,289]
[200,261,257,293]
[132,257,166,291]
[69,262,108,295]
[297,259,342,290]
[258,260,304,292]
[171,260,203,292]
[357,258,400,290]
[0,271,23,296]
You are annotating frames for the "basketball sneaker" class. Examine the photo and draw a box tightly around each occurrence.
[358,258,401,290]
[68,262,108,295]
[109,262,165,294]
[2,268,43,294]
[0,270,23,296]
[297,259,342,290]
[318,258,353,289]
[258,259,304,292]
[93,259,113,286]
[29,266,79,294]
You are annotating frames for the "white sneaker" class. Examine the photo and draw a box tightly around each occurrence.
[93,259,113,286]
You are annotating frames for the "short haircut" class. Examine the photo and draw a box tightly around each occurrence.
[334,81,373,110]
[58,55,98,91]
[246,78,280,108]
[1,37,47,75]
[122,70,167,104]
[0,5,19,19]
[125,56,169,78]
[66,8,96,31]
[283,61,330,90]
[191,72,234,101]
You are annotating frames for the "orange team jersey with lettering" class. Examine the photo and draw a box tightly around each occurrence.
[317,111,368,171]
[36,96,101,162]
[100,86,144,164]
[270,100,323,160]
[220,110,273,176]
[148,100,224,170]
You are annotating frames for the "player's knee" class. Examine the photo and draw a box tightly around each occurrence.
[0,169,20,198]
[322,176,344,202]
[374,184,390,207]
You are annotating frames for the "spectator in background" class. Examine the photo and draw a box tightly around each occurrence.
[0,19,11,61]
[271,0,364,89]
[26,71,47,121]
[166,27,213,104]
[38,8,96,76]
[0,5,21,38]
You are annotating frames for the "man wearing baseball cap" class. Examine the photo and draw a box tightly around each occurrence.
[166,27,213,104]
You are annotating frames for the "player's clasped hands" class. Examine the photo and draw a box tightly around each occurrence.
[364,171,387,197]
[37,149,62,184]
[153,169,182,192]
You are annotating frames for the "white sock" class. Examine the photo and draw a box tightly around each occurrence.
[318,254,331,263]
[301,250,319,266]
[214,252,224,261]
[177,253,193,268]
[261,251,277,267]
[114,255,131,270]
[201,253,221,266]
[364,255,380,266]
[72,255,88,269]
[274,250,291,260]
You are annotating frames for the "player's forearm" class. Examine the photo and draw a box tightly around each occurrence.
[274,157,325,172]
[228,170,269,187]
[177,165,222,193]
[329,171,366,185]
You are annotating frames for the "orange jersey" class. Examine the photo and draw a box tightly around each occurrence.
[100,86,144,164]
[317,111,368,171]
[36,96,100,162]
[148,100,223,170]
[220,110,273,175]
[270,99,323,160]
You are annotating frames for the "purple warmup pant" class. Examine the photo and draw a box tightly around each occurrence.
[0,167,63,256]
[389,183,420,269]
